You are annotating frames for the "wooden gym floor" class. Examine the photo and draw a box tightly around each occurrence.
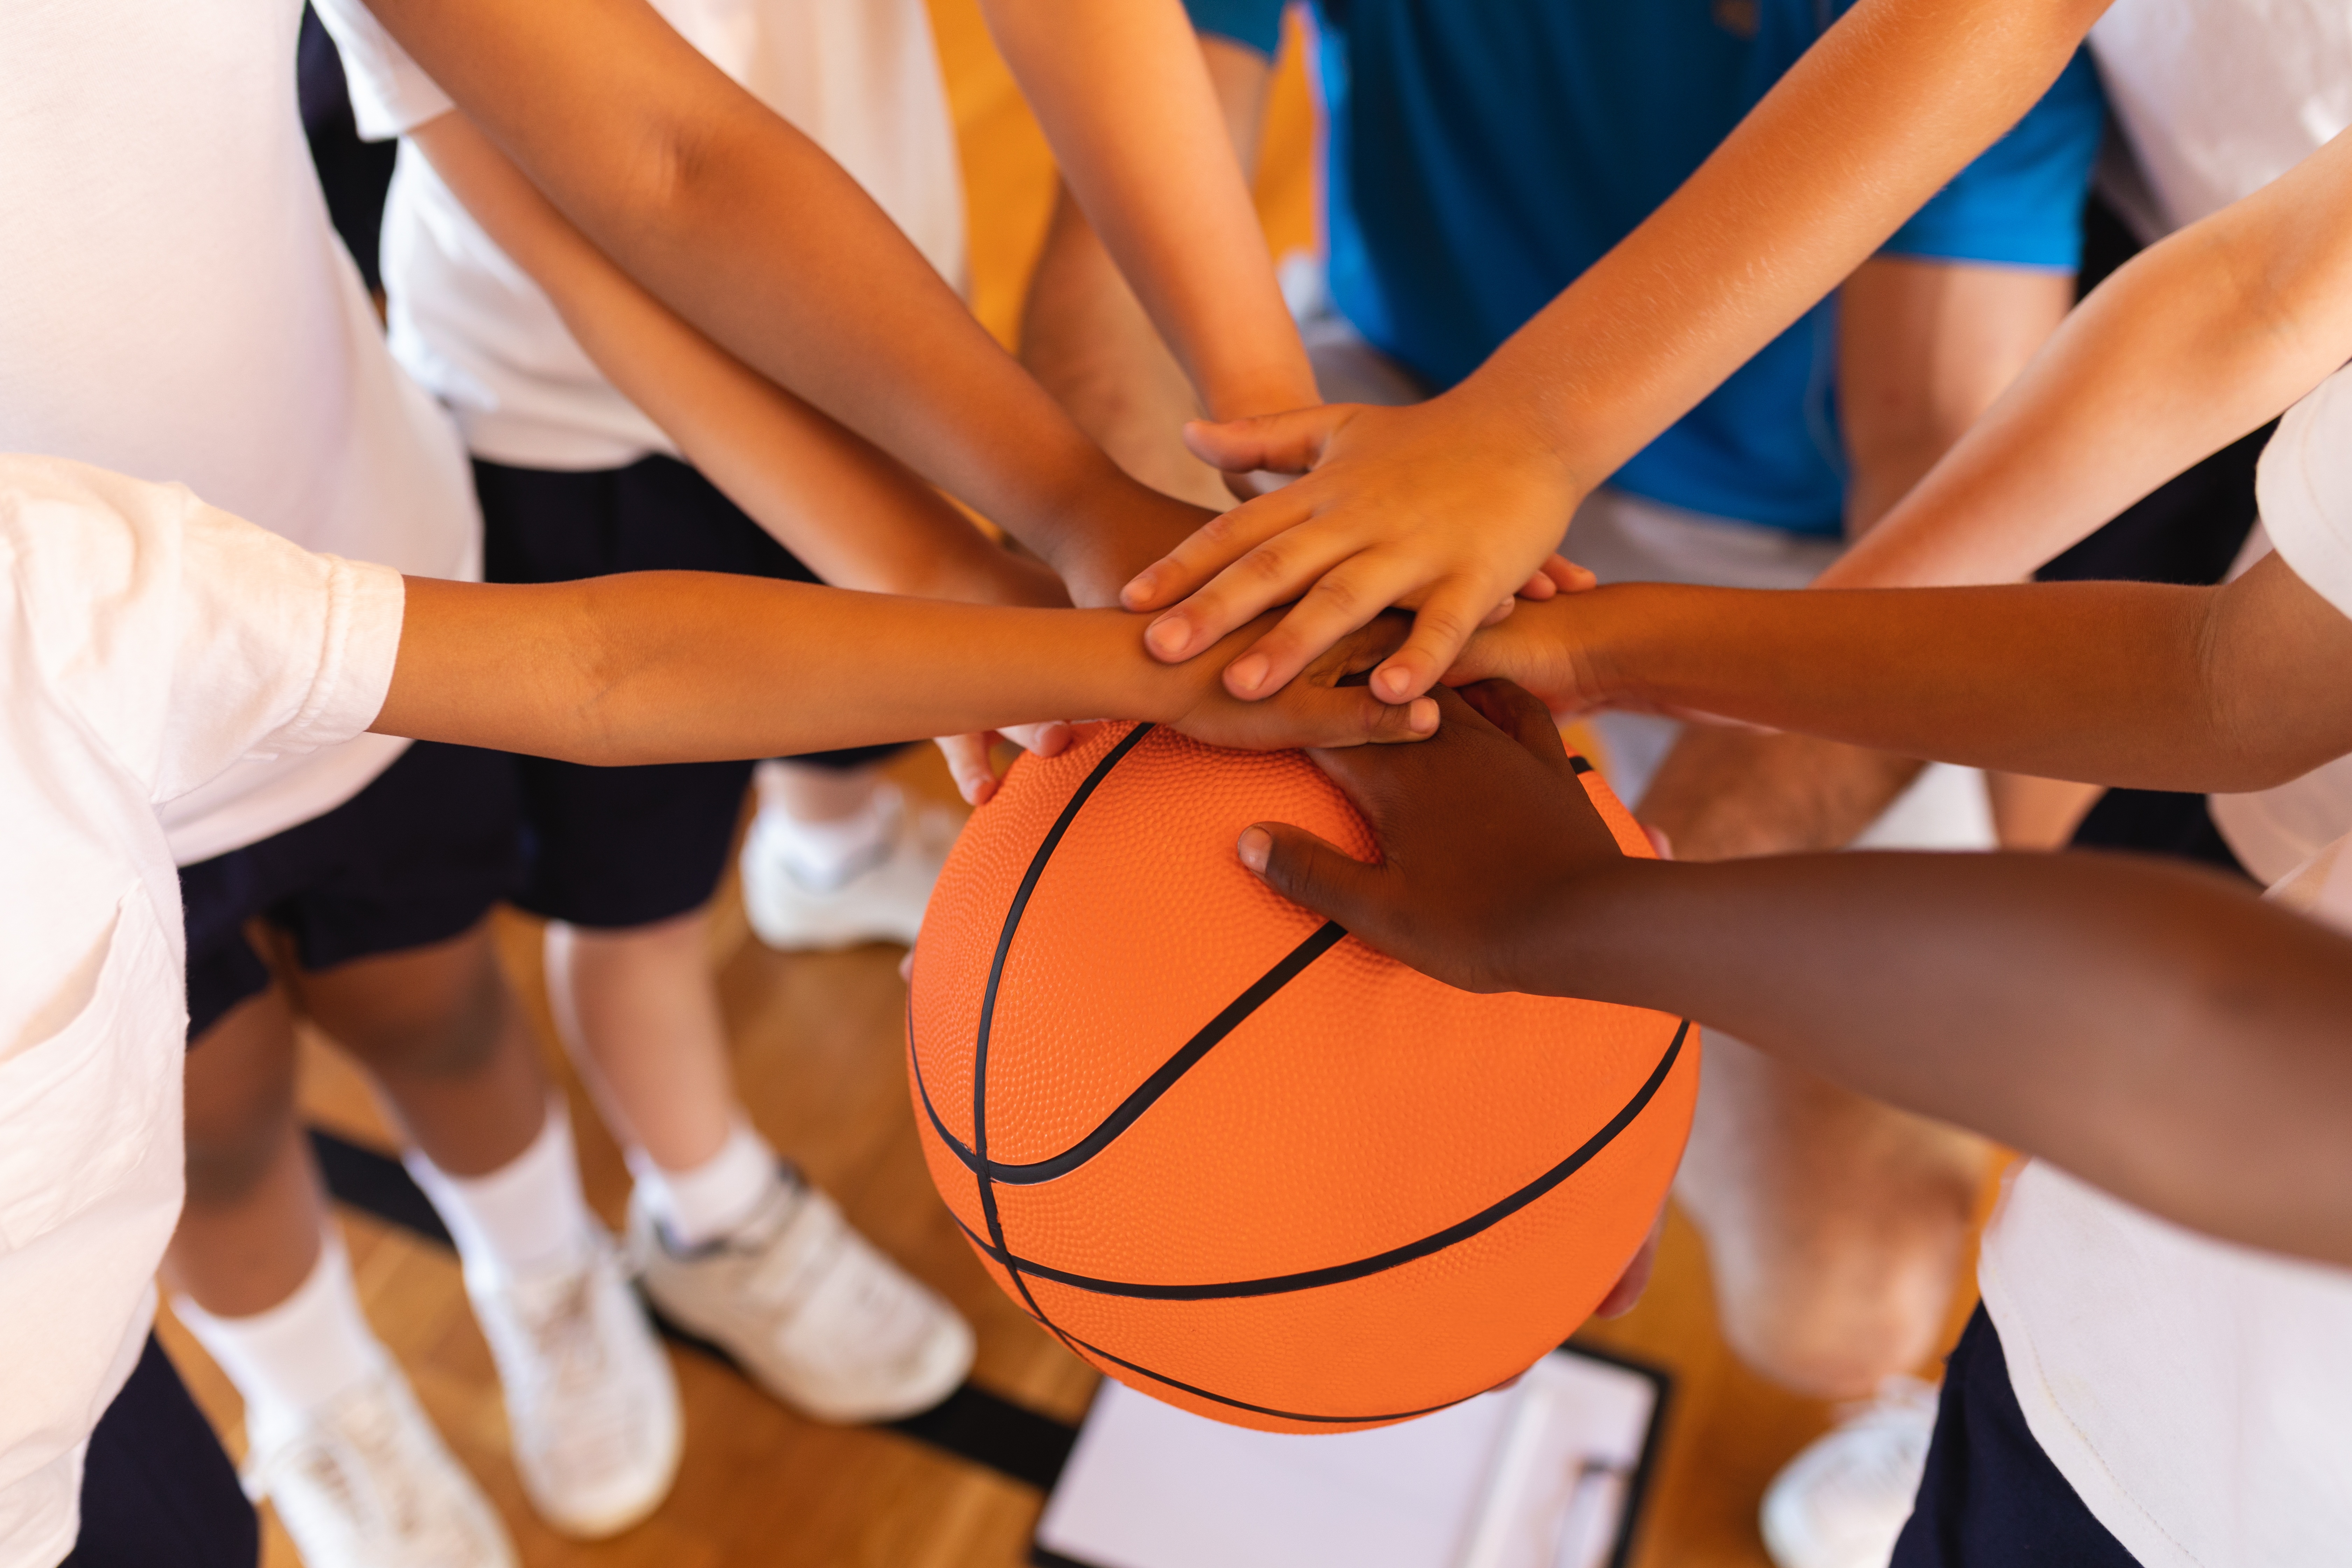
[157,6,1986,1563]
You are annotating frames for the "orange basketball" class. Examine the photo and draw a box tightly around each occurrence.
[907,722,1698,1434]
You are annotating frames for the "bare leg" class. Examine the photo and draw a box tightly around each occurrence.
[1645,728,1987,1399]
[1674,1035,1986,1399]
[164,986,329,1316]
[545,909,735,1171]
[288,918,547,1178]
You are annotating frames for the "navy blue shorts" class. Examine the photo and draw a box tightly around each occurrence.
[180,739,523,1041]
[62,1334,257,1568]
[1892,1306,2139,1567]
[475,454,903,932]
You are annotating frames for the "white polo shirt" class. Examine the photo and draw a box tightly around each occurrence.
[1978,364,2352,1568]
[313,0,967,471]
[0,458,405,1568]
[0,0,476,867]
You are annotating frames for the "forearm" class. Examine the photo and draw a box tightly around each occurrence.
[1554,581,2279,791]
[409,113,1056,609]
[983,2,1312,419]
[1826,130,2352,588]
[1539,851,2352,1268]
[368,0,1152,588]
[377,575,1181,764]
[1460,0,2105,488]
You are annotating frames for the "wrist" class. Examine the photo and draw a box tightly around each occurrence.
[1519,856,1676,1002]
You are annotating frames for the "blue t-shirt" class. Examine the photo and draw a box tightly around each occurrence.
[1188,0,2105,533]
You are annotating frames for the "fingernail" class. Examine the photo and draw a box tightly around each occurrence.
[1122,569,1159,609]
[1236,826,1272,873]
[1144,615,1191,660]
[1374,665,1412,702]
[1228,654,1269,695]
[1408,696,1438,734]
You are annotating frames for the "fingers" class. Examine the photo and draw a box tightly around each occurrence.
[1125,486,1316,624]
[1592,1203,1668,1320]
[1516,572,1558,601]
[1539,554,1597,594]
[1235,821,1387,927]
[1220,551,1433,700]
[1452,679,1577,779]
[1000,720,1075,758]
[933,732,1003,806]
[1370,577,1500,703]
[1181,403,1354,477]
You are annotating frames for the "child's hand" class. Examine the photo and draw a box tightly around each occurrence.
[934,721,1103,807]
[1441,593,1614,716]
[1152,611,1441,752]
[1234,680,1639,995]
[1119,393,1590,705]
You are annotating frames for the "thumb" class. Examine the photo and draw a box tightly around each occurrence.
[1184,404,1353,476]
[1236,822,1384,927]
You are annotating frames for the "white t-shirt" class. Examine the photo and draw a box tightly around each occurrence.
[0,457,404,1568]
[2089,0,2352,240]
[0,0,475,866]
[314,0,967,471]
[1978,364,2352,1568]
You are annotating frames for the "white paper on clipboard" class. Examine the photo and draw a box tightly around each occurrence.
[1032,1346,1666,1568]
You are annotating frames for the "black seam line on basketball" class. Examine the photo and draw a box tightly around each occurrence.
[954,1017,1690,1302]
[1568,755,1595,775]
[915,920,1348,1186]
[972,724,1158,1351]
[1056,1323,1479,1427]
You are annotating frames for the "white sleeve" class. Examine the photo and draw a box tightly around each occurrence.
[2256,365,2352,622]
[154,504,406,805]
[0,456,405,807]
[309,0,456,140]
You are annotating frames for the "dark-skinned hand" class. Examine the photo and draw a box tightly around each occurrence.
[1235,679,1642,996]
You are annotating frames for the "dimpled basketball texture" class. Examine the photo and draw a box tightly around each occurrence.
[908,723,1697,1434]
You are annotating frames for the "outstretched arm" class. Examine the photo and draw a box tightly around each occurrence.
[980,0,1312,427]
[1823,124,2352,590]
[407,111,1058,609]
[1238,684,2352,1271]
[373,576,1437,766]
[1452,555,2352,796]
[362,0,1208,603]
[1120,0,2110,702]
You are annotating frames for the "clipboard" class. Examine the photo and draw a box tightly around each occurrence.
[1032,1342,1669,1568]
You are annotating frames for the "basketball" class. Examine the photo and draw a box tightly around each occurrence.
[907,722,1699,1434]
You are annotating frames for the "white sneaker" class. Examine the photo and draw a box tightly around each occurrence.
[739,780,958,951]
[465,1233,682,1539]
[1761,1376,1941,1568]
[242,1365,517,1568]
[628,1169,974,1423]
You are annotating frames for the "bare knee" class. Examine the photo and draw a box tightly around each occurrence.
[299,923,513,1082]
[182,987,302,1208]
[1703,1202,1973,1399]
[1678,1034,1987,1399]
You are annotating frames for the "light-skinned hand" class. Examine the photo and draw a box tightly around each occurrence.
[1118,392,1593,706]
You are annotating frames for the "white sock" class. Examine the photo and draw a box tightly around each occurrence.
[629,1117,781,1249]
[174,1231,383,1418]
[755,767,897,891]
[405,1097,596,1282]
